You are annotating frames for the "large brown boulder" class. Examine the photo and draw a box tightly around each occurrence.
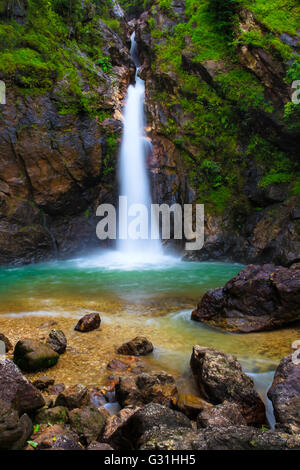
[0,357,44,414]
[0,399,33,450]
[190,346,266,426]
[117,336,153,356]
[115,373,177,408]
[191,264,300,332]
[268,353,300,434]
[14,339,59,372]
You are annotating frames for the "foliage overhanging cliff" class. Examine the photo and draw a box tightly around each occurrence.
[0,0,299,265]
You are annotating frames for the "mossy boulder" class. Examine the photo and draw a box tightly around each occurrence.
[69,406,108,445]
[14,339,59,372]
[34,406,69,426]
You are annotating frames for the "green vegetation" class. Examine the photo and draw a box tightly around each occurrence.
[145,0,299,216]
[0,0,115,116]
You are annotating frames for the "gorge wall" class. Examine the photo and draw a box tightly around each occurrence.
[0,0,299,266]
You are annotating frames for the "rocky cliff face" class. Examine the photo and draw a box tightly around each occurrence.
[0,0,134,265]
[135,0,300,266]
[0,0,299,266]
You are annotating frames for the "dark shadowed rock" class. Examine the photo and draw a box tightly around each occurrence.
[14,339,59,372]
[192,264,300,332]
[33,424,82,450]
[55,384,90,410]
[197,401,247,428]
[174,393,212,419]
[190,346,266,426]
[117,336,153,356]
[34,406,69,426]
[32,376,55,390]
[69,406,107,445]
[108,403,192,450]
[87,441,114,450]
[140,425,300,450]
[0,333,13,352]
[268,353,300,434]
[0,357,45,414]
[74,313,101,332]
[115,373,177,408]
[103,406,139,443]
[0,399,33,450]
[46,329,67,354]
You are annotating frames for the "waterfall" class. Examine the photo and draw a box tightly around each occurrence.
[117,33,162,258]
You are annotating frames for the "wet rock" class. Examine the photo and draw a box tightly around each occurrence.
[55,384,90,410]
[190,346,266,426]
[107,359,130,371]
[140,425,300,450]
[0,333,13,352]
[69,406,107,445]
[33,424,82,450]
[174,393,212,420]
[108,403,192,450]
[0,399,33,450]
[115,373,177,408]
[32,376,55,390]
[0,357,45,414]
[34,406,69,426]
[88,387,108,407]
[103,406,139,443]
[46,329,67,354]
[192,264,300,332]
[50,383,65,395]
[87,441,114,450]
[74,313,101,333]
[267,354,300,434]
[14,339,59,372]
[197,401,247,428]
[117,336,153,356]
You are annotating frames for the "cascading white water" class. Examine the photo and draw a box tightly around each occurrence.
[117,33,162,258]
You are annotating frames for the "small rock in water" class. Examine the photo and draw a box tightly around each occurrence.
[46,329,67,354]
[50,383,65,395]
[107,359,130,371]
[32,376,55,390]
[117,336,153,356]
[74,313,101,332]
[0,333,13,352]
[13,339,59,372]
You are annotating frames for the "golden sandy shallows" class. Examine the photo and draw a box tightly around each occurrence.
[0,310,299,390]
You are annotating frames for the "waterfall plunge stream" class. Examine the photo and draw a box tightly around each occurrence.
[117,33,162,261]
